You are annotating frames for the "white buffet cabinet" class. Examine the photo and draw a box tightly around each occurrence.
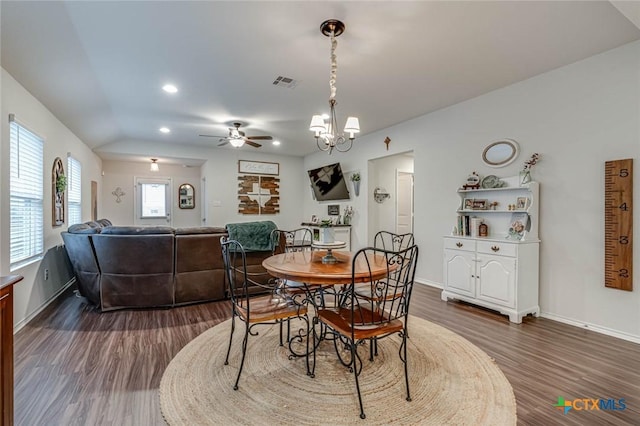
[442,177,540,323]
[442,237,539,323]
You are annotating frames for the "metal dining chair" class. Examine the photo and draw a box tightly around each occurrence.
[356,231,415,359]
[316,244,419,419]
[220,237,310,390]
[269,228,319,343]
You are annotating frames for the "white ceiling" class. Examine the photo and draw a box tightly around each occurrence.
[2,1,640,161]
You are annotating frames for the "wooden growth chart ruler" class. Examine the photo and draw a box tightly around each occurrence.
[604,159,633,291]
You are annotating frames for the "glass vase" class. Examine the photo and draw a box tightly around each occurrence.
[519,170,532,186]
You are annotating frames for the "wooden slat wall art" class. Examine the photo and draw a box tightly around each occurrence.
[238,175,280,215]
[604,159,633,291]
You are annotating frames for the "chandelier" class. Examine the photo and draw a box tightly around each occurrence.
[150,158,159,172]
[309,19,360,154]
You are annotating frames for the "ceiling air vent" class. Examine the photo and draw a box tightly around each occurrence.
[272,76,298,89]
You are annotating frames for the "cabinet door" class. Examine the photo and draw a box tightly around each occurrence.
[444,249,475,298]
[334,228,351,251]
[477,254,516,308]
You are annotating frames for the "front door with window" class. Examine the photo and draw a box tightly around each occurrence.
[135,177,172,226]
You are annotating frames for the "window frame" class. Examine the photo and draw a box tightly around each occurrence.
[67,155,82,226]
[9,115,45,270]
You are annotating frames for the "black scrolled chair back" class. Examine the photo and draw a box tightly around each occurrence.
[374,230,415,252]
[221,237,278,320]
[350,245,419,328]
[270,228,313,255]
[220,237,252,319]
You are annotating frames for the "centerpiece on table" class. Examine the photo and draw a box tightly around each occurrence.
[319,219,335,243]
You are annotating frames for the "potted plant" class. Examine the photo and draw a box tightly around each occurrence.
[520,153,539,186]
[350,172,361,196]
[56,174,67,193]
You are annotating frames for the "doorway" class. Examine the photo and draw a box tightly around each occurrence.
[367,152,414,244]
[134,177,172,226]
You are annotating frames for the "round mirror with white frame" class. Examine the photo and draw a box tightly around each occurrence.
[482,139,519,168]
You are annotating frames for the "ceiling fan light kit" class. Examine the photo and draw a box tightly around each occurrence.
[310,19,360,154]
[200,122,272,149]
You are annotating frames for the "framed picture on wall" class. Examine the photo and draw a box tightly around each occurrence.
[328,205,340,216]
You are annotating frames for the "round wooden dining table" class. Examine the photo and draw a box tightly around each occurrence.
[262,250,390,286]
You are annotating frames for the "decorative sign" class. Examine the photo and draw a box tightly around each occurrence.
[238,175,280,215]
[604,159,633,291]
[238,160,279,176]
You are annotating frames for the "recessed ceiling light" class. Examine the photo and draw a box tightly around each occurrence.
[159,127,171,133]
[162,84,178,93]
[272,140,281,146]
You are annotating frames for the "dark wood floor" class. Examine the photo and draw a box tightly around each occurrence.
[14,284,640,425]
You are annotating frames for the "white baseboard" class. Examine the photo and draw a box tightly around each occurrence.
[415,278,443,289]
[414,279,640,344]
[539,311,640,345]
[14,277,76,333]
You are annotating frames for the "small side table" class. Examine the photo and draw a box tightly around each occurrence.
[311,241,347,264]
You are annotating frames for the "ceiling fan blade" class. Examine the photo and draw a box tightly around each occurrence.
[246,135,273,141]
[245,140,262,148]
[217,140,230,146]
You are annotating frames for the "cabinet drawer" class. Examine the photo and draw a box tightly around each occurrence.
[444,238,475,252]
[477,241,517,257]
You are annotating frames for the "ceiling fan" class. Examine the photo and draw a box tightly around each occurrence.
[199,122,272,148]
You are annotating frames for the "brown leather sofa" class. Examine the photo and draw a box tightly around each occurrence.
[61,221,274,311]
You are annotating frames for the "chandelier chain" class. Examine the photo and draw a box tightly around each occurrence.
[310,19,359,154]
[329,31,337,101]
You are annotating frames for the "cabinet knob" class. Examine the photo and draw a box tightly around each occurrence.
[491,245,500,252]
[456,242,463,248]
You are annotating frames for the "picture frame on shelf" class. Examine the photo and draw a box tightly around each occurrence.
[507,212,530,240]
[516,197,528,210]
[311,215,318,223]
[472,199,488,210]
[463,198,474,210]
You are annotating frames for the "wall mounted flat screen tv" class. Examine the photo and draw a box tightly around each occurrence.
[307,162,350,201]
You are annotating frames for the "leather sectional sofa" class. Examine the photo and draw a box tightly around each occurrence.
[61,220,275,311]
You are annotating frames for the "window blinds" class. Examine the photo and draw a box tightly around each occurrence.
[10,118,44,269]
[67,156,82,225]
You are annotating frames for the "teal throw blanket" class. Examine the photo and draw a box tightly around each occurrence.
[226,221,277,252]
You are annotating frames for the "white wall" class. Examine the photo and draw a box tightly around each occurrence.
[1,68,103,328]
[101,160,202,227]
[304,40,640,341]
[200,150,305,229]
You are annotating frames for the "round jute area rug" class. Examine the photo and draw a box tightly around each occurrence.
[160,316,516,425]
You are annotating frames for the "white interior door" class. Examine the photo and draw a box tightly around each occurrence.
[396,171,414,234]
[134,177,172,226]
